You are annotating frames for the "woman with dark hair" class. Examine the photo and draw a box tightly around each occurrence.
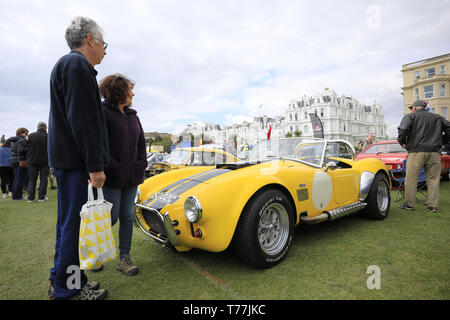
[98,73,147,276]
[5,128,29,200]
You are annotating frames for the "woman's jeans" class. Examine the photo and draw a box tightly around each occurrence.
[12,164,27,199]
[103,185,138,259]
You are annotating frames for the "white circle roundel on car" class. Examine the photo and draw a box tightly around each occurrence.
[311,171,332,210]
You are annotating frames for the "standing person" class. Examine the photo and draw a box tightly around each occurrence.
[0,143,14,198]
[397,100,450,212]
[6,128,29,200]
[170,140,178,153]
[98,73,147,276]
[47,16,109,300]
[357,134,374,151]
[27,122,50,203]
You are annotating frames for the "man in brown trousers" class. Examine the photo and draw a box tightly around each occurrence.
[397,100,450,212]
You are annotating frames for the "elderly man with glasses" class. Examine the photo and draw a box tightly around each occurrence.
[47,16,110,300]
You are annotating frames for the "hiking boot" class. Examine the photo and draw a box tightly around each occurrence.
[48,281,100,300]
[117,255,138,276]
[70,288,108,300]
[400,203,414,211]
[427,206,438,213]
[38,197,49,202]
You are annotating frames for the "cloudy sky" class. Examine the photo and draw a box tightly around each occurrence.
[1,0,449,139]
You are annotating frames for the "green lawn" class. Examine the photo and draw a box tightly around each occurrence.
[0,182,449,300]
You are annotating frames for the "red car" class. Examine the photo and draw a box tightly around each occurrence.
[356,140,450,180]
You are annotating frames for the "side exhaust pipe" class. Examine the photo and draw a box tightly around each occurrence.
[300,201,367,225]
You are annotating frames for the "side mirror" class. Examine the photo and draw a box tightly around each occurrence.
[324,161,338,172]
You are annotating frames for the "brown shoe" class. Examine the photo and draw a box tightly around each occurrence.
[116,255,138,276]
[400,203,414,211]
[427,206,438,213]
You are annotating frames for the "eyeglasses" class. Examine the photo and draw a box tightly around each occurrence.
[98,39,108,50]
[91,35,108,50]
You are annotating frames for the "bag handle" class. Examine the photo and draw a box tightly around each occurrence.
[88,183,105,202]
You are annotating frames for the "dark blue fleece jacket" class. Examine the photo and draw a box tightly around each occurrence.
[48,51,109,172]
[102,101,147,188]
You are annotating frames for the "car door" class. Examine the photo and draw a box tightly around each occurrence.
[325,142,358,205]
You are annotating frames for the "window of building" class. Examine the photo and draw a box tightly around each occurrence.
[320,108,324,117]
[304,112,307,119]
[442,107,448,120]
[431,108,436,113]
[440,84,446,97]
[304,125,308,134]
[425,68,435,77]
[441,65,446,74]
[290,114,292,121]
[424,85,434,99]
[415,88,419,100]
[295,113,298,121]
[415,71,420,79]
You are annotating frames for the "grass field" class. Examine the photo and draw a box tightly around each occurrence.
[0,181,449,300]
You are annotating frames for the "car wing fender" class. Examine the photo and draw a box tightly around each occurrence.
[198,175,290,251]
[359,171,375,201]
[225,175,296,238]
[358,167,391,202]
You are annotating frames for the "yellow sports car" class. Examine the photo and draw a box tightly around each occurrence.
[135,138,391,268]
[150,147,239,176]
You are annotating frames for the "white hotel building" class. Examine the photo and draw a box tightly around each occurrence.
[180,88,387,149]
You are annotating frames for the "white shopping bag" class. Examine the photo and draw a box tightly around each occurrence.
[79,184,117,270]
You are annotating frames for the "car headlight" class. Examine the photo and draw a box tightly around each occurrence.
[184,196,202,223]
[135,188,141,204]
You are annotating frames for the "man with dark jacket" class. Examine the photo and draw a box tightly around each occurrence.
[397,99,450,212]
[47,16,109,300]
[27,122,49,202]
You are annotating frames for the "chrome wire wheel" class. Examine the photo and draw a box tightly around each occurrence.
[376,179,390,213]
[257,203,290,256]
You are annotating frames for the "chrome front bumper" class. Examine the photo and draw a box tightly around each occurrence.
[134,203,180,246]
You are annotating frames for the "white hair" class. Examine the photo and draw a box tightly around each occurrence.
[65,16,104,50]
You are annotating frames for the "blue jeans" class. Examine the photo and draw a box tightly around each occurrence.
[103,185,138,259]
[49,169,89,299]
[12,164,27,199]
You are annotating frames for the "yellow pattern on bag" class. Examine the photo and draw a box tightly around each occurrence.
[79,185,117,270]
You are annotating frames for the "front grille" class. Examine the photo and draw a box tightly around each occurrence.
[142,208,168,238]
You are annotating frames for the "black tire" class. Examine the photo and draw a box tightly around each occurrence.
[361,173,390,220]
[232,189,294,269]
